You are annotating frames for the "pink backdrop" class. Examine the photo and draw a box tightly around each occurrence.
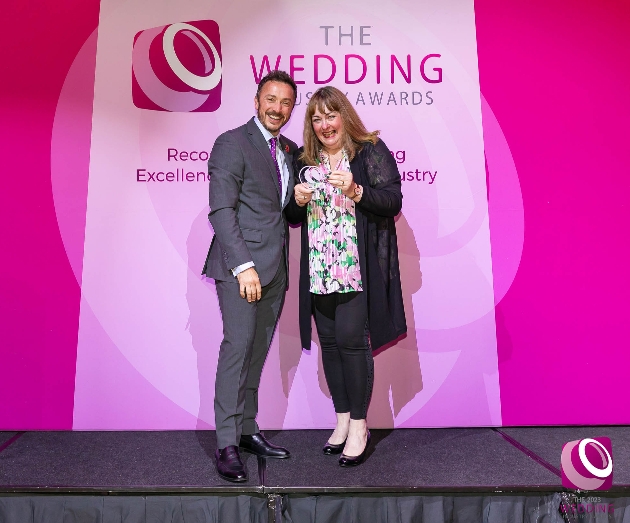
[1,0,628,430]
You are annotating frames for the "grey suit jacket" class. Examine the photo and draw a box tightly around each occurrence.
[202,117,297,287]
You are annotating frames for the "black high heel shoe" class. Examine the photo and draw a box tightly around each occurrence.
[338,431,371,467]
[323,439,347,455]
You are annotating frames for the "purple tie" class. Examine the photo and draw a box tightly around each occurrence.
[269,137,283,194]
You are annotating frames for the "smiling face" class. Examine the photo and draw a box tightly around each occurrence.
[254,81,295,136]
[311,106,345,155]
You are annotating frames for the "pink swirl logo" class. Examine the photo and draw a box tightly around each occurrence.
[132,20,222,112]
[561,437,613,490]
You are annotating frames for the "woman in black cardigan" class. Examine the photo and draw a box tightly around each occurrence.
[286,86,406,466]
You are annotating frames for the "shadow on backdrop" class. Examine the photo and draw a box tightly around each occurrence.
[187,208,219,431]
[369,212,424,427]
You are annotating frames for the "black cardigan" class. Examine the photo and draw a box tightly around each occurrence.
[285,138,407,351]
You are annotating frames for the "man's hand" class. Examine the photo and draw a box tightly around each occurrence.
[237,267,262,302]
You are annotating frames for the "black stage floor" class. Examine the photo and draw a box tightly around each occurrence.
[1,427,629,522]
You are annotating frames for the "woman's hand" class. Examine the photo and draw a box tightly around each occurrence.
[294,182,314,207]
[328,170,358,199]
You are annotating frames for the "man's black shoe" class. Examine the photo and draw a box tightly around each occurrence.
[239,433,290,459]
[215,445,247,482]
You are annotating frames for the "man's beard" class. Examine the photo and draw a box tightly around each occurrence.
[259,109,285,132]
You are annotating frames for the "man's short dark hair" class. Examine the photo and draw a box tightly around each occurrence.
[256,70,297,101]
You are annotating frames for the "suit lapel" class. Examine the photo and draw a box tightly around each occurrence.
[246,118,283,201]
[279,136,295,209]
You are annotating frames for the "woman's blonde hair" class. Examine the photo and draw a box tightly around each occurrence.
[300,86,379,166]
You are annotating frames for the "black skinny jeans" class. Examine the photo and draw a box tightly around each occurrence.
[313,291,374,420]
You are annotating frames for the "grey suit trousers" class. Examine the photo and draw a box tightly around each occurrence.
[213,255,287,449]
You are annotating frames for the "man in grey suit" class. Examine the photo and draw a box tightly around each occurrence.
[202,70,298,482]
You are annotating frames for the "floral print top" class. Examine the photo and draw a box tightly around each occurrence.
[307,150,363,294]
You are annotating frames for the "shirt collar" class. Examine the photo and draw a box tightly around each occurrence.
[254,116,277,145]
